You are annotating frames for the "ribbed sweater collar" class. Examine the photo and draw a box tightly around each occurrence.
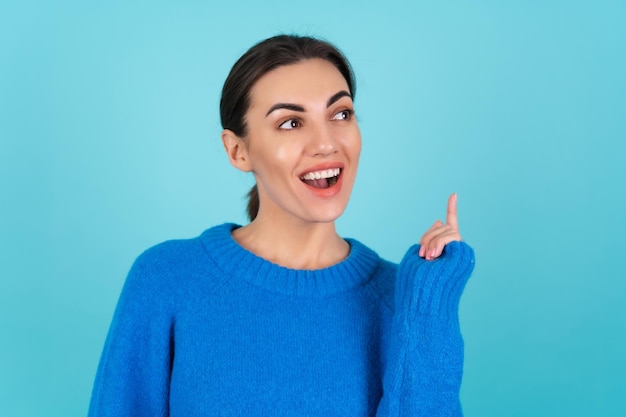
[199,223,381,298]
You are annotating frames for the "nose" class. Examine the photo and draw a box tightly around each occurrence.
[306,122,338,157]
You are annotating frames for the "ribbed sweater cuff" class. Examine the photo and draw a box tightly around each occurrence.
[396,241,475,321]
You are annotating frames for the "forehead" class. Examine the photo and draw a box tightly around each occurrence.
[249,59,350,109]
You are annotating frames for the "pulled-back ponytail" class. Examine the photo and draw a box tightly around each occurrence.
[246,184,259,222]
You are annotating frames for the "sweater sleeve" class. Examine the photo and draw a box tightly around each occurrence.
[88,252,174,417]
[377,241,475,417]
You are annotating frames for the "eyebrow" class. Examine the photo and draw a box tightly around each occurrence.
[265,90,352,117]
[326,90,352,107]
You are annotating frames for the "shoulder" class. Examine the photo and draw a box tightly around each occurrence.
[369,257,398,311]
[346,238,398,311]
[134,223,235,270]
[132,235,203,277]
[124,223,234,296]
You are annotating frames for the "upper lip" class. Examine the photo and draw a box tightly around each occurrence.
[297,162,345,178]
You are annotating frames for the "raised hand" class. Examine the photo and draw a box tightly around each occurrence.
[418,193,462,261]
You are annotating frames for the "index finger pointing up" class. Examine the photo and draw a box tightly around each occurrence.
[446,193,459,228]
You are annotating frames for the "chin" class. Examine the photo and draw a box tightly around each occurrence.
[304,203,349,224]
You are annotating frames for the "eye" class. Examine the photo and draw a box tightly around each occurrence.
[332,109,354,121]
[279,118,301,130]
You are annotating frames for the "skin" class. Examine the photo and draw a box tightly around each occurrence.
[419,193,462,261]
[222,58,461,269]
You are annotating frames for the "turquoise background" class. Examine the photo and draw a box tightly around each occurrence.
[1,1,625,416]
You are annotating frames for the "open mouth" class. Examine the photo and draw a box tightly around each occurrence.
[299,168,342,189]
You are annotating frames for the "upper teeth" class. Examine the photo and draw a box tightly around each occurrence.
[300,168,341,180]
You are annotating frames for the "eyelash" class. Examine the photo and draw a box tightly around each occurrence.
[333,109,354,121]
[278,109,355,130]
[279,118,302,130]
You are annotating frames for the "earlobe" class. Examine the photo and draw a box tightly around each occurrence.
[222,129,253,172]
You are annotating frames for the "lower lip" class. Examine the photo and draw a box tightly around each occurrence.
[301,172,344,198]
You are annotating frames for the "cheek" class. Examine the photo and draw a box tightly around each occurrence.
[347,130,362,159]
[248,137,299,177]
[274,143,294,163]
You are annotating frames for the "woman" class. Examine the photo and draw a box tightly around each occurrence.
[88,34,475,416]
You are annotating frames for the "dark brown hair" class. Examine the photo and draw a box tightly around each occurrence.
[220,34,356,221]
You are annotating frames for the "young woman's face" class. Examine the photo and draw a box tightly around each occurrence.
[243,58,361,224]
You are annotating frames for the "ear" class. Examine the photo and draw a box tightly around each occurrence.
[222,129,253,172]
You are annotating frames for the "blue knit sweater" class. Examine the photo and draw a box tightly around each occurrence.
[88,223,475,416]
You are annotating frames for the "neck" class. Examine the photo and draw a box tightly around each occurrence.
[232,214,349,270]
